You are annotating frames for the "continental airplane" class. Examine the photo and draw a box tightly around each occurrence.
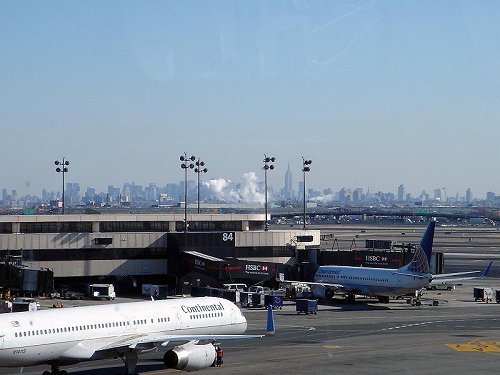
[296,221,437,303]
[0,296,262,375]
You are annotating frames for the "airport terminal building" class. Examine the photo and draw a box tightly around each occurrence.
[0,213,321,294]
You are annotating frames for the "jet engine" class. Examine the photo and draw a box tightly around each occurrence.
[163,343,216,372]
[312,285,335,300]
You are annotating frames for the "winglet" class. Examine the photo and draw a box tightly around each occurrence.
[266,304,275,336]
[420,220,436,264]
[481,261,493,277]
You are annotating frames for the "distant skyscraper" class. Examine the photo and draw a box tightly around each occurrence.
[466,188,473,203]
[66,183,80,205]
[486,191,496,201]
[433,188,442,200]
[397,184,405,201]
[284,164,293,199]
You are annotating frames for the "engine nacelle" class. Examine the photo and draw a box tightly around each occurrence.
[312,285,335,300]
[163,343,216,372]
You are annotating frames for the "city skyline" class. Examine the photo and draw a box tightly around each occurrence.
[1,167,496,207]
[1,2,500,198]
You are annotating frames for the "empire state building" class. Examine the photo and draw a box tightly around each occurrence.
[284,164,293,199]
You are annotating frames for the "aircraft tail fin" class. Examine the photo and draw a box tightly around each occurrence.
[420,220,436,265]
[402,220,436,274]
[482,261,493,277]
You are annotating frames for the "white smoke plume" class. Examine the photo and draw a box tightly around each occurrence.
[310,194,336,204]
[202,172,265,205]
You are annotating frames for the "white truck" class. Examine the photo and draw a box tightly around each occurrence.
[87,284,116,300]
[12,297,40,312]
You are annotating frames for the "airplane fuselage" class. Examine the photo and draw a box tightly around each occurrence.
[314,265,432,297]
[0,297,246,367]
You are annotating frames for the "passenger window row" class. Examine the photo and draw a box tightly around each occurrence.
[189,312,223,320]
[14,316,171,338]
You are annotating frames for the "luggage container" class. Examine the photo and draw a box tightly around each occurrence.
[251,293,265,307]
[240,292,252,307]
[222,290,240,304]
[265,295,283,309]
[296,299,318,315]
[496,289,500,303]
[474,287,494,302]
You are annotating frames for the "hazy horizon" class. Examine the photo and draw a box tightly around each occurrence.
[1,1,499,198]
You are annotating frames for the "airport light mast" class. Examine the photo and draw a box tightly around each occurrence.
[194,158,207,214]
[54,158,69,214]
[180,153,195,232]
[302,157,312,230]
[263,155,276,231]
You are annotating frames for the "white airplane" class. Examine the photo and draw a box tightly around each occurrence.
[293,221,437,303]
[0,296,262,375]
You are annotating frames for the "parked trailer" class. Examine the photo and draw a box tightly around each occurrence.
[296,299,318,315]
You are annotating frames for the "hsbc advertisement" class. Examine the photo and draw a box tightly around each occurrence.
[244,263,272,276]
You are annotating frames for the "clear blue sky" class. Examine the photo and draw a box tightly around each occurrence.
[1,1,499,198]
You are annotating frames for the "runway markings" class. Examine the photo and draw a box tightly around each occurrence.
[323,345,342,349]
[447,342,500,353]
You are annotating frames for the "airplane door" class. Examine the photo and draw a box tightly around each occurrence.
[0,336,4,349]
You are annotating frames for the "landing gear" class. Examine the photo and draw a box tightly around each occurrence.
[378,296,390,303]
[42,365,67,375]
[345,294,356,304]
[119,351,138,375]
[325,289,335,300]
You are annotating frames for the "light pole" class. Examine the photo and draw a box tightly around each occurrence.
[54,158,69,214]
[302,157,312,230]
[180,153,195,232]
[263,155,276,231]
[194,158,207,214]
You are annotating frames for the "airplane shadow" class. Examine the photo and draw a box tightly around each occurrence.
[35,361,168,375]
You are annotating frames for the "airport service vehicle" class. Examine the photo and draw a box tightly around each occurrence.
[87,283,115,300]
[11,298,40,312]
[0,297,262,375]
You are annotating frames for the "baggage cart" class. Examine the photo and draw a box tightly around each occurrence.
[251,293,265,307]
[474,287,494,302]
[240,292,252,307]
[296,299,318,315]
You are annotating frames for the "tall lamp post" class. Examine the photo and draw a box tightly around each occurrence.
[54,158,69,214]
[263,155,276,231]
[180,153,195,232]
[194,158,207,214]
[302,157,312,230]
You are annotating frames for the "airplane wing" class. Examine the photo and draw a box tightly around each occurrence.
[100,332,263,351]
[431,261,492,283]
[392,271,428,279]
[60,332,263,361]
